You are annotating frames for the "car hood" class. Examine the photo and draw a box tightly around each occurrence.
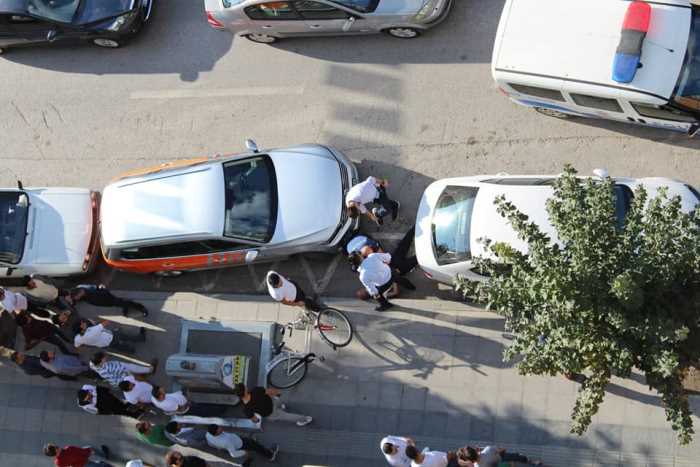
[268,152,342,245]
[25,189,93,266]
[76,0,135,24]
[375,0,425,15]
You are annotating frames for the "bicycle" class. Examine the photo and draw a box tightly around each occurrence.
[266,305,354,389]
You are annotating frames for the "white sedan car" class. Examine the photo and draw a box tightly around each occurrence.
[415,171,700,285]
[0,185,100,278]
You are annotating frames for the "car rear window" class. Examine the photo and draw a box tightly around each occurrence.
[0,192,29,264]
[570,93,623,113]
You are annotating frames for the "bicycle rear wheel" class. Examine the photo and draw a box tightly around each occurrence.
[267,356,309,389]
[317,307,354,349]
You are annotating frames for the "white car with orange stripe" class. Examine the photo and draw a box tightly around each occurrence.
[100,140,358,276]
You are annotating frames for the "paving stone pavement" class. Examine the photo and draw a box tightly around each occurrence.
[0,292,699,467]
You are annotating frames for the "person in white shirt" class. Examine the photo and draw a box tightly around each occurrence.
[73,318,145,353]
[381,435,414,467]
[353,252,396,311]
[0,287,28,313]
[76,384,144,418]
[345,176,399,225]
[405,445,448,467]
[151,386,227,417]
[266,271,320,311]
[119,375,154,405]
[126,460,153,467]
[205,424,277,461]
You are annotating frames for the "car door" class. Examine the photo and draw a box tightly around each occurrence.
[292,0,361,35]
[243,1,308,36]
[0,13,53,47]
[625,101,698,134]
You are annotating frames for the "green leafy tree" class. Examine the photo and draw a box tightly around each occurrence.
[455,165,700,444]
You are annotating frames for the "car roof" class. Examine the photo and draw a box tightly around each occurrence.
[100,164,226,248]
[493,0,691,102]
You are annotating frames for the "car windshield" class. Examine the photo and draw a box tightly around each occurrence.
[673,7,700,110]
[27,0,81,23]
[0,192,29,264]
[332,0,379,13]
[431,186,478,266]
[223,156,277,243]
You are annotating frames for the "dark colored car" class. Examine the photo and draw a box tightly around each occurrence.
[0,0,153,53]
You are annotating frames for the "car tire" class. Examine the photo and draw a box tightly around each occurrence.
[245,34,278,44]
[384,27,421,39]
[0,48,4,55]
[93,38,122,48]
[534,107,571,119]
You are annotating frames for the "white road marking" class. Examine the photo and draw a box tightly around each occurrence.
[130,86,305,100]
[315,255,342,294]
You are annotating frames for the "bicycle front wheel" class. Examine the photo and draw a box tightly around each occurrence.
[317,307,354,348]
[267,356,309,389]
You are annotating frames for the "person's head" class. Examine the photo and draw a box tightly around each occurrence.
[267,273,281,288]
[207,424,222,436]
[91,351,107,366]
[136,421,151,434]
[465,447,478,462]
[233,383,247,398]
[152,386,165,401]
[360,245,375,258]
[43,444,59,457]
[119,380,135,392]
[405,445,419,461]
[346,203,360,219]
[349,251,363,270]
[382,442,397,455]
[77,319,90,334]
[165,421,181,434]
[14,313,29,326]
[70,288,87,302]
[165,451,184,467]
[39,350,55,363]
[77,389,92,405]
[10,352,24,364]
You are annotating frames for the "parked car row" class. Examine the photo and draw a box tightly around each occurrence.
[0,0,454,53]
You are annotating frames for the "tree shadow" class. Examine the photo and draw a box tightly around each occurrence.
[0,2,234,82]
[268,0,503,65]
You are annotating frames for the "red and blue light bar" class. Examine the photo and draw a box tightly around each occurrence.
[612,1,651,83]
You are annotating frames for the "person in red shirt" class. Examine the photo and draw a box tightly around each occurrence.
[43,443,112,467]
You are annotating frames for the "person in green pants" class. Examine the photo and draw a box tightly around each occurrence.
[136,421,174,447]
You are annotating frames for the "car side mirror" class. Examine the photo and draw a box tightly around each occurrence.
[245,139,259,153]
[46,29,58,42]
[6,267,15,276]
[592,168,609,179]
[342,16,356,32]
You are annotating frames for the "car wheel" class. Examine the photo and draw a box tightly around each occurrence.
[153,270,183,278]
[385,27,421,39]
[245,34,278,44]
[534,107,571,119]
[93,38,121,48]
[0,48,4,55]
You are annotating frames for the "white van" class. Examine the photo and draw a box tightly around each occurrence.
[492,0,700,135]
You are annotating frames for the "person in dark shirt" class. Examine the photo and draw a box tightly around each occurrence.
[165,450,208,467]
[15,312,77,355]
[77,385,144,419]
[234,383,312,427]
[10,351,57,379]
[68,285,149,318]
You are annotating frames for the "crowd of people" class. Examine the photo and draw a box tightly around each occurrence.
[381,435,543,467]
[0,176,533,466]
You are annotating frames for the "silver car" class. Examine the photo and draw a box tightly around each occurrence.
[203,0,453,43]
[100,140,358,276]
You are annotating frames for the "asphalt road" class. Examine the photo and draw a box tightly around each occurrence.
[1,0,699,297]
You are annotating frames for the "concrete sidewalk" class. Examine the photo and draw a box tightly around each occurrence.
[0,292,698,467]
